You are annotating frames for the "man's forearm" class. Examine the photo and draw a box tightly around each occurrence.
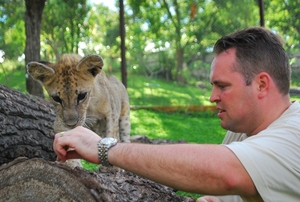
[108,143,255,195]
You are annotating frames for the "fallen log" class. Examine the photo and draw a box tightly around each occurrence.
[0,84,56,165]
[0,157,195,202]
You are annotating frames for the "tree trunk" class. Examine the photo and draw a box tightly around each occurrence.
[0,85,56,165]
[0,85,195,201]
[24,0,46,98]
[176,48,185,84]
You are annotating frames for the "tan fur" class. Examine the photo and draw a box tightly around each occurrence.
[27,54,131,144]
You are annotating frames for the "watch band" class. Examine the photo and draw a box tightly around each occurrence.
[98,143,112,167]
[97,138,117,167]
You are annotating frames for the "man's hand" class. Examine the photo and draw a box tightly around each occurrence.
[53,126,101,164]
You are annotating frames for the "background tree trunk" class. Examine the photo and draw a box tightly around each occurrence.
[0,85,195,201]
[24,0,46,98]
[176,48,185,84]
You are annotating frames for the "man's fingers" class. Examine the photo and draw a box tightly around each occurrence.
[53,132,73,162]
[65,150,82,160]
[55,147,81,162]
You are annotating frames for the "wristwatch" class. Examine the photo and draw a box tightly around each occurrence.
[98,137,118,167]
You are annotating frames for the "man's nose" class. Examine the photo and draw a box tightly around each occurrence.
[209,88,220,103]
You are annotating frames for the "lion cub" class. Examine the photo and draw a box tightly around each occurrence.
[27,54,131,160]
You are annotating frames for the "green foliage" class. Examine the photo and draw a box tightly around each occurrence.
[84,3,121,66]
[41,0,91,59]
[0,0,25,60]
[125,0,260,84]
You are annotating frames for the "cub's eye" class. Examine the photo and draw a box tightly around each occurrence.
[77,92,87,103]
[51,95,62,105]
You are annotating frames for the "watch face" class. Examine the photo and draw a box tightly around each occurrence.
[101,137,117,146]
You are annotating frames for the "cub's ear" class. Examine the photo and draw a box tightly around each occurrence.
[26,61,55,84]
[76,55,104,77]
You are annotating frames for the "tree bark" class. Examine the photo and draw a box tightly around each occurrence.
[0,85,195,201]
[0,157,195,202]
[176,48,185,84]
[24,0,46,98]
[0,84,56,165]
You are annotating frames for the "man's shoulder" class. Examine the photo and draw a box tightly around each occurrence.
[222,131,248,144]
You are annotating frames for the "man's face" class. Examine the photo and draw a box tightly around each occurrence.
[209,48,258,134]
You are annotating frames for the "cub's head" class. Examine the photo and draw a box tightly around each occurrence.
[27,54,104,131]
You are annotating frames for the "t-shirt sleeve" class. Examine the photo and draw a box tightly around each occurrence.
[225,129,300,201]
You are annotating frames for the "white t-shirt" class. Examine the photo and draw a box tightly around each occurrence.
[218,101,300,202]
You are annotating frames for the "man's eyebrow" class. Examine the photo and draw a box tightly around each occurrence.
[210,80,222,85]
[210,80,230,85]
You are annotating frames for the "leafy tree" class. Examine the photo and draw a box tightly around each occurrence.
[127,0,197,83]
[41,0,90,60]
[0,0,25,60]
[265,0,300,53]
[264,0,300,86]
[126,0,259,84]
[83,3,121,71]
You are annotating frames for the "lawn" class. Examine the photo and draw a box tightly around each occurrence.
[126,73,213,106]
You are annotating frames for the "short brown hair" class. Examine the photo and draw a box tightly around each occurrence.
[213,27,290,95]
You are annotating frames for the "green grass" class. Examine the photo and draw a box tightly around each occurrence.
[130,110,225,143]
[0,63,27,92]
[127,73,213,106]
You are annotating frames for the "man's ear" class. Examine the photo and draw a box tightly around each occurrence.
[26,62,55,85]
[254,72,271,99]
[76,55,104,77]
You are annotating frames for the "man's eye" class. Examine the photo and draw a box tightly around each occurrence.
[77,92,87,103]
[51,95,62,104]
[218,84,227,89]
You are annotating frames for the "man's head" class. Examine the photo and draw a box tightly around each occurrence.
[213,26,290,95]
[210,27,291,135]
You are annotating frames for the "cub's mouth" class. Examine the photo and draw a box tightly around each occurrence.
[61,114,86,129]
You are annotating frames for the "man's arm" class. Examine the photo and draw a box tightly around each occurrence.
[109,142,257,196]
[54,126,257,196]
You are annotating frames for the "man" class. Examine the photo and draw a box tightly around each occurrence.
[53,27,300,202]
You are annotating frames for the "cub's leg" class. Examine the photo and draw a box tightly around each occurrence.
[89,118,107,138]
[105,114,121,141]
[119,102,131,143]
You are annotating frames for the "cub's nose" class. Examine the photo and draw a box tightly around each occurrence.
[63,109,80,127]
[65,118,79,127]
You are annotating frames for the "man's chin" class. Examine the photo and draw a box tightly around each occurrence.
[220,120,232,131]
